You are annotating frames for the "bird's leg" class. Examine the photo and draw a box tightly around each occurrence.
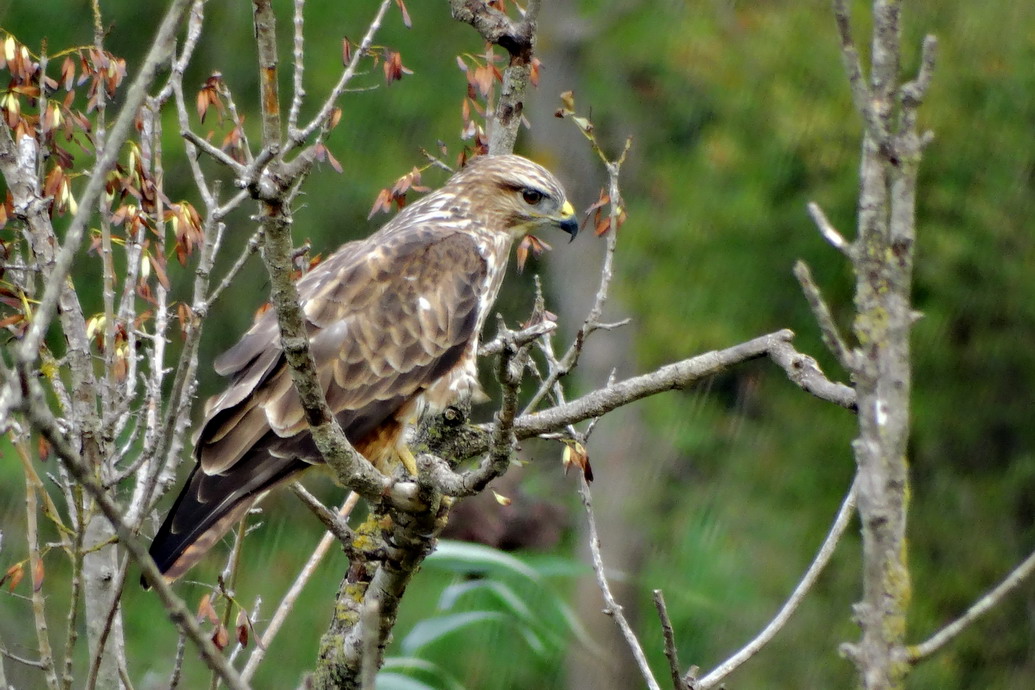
[397,445,419,477]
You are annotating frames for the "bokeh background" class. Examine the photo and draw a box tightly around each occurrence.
[1,1,1033,688]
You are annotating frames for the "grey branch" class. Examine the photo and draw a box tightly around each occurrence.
[16,0,194,366]
[793,260,856,373]
[579,475,661,690]
[653,590,687,690]
[698,481,857,688]
[15,375,248,690]
[908,548,1035,664]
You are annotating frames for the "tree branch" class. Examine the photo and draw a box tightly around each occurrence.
[907,548,1035,664]
[578,474,661,690]
[698,481,857,688]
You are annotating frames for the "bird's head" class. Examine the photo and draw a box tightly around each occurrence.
[448,154,578,242]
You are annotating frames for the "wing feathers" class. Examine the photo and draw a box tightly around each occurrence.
[147,228,490,581]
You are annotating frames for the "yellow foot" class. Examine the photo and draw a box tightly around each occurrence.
[397,445,418,476]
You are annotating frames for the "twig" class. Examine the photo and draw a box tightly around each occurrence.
[289,485,358,551]
[60,492,85,690]
[16,0,194,365]
[84,556,131,690]
[241,492,361,683]
[698,481,857,688]
[908,548,1035,664]
[830,0,887,146]
[792,260,856,373]
[17,376,249,690]
[288,0,394,149]
[168,631,187,690]
[19,441,60,690]
[288,0,306,134]
[523,138,631,415]
[578,474,661,690]
[181,129,247,175]
[807,201,853,257]
[653,590,685,690]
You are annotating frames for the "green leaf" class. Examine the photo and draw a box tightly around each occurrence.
[401,611,508,654]
[380,657,466,690]
[438,580,536,624]
[376,672,439,690]
[425,540,541,581]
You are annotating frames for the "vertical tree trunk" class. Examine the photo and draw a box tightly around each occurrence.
[82,513,126,690]
[838,2,932,686]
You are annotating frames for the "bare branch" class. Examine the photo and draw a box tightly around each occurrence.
[908,548,1035,664]
[242,493,361,682]
[16,376,248,690]
[16,0,194,366]
[181,128,247,176]
[289,484,358,552]
[289,0,394,149]
[578,475,661,690]
[899,35,938,110]
[288,0,307,134]
[698,481,857,688]
[17,441,60,690]
[793,260,856,373]
[807,201,853,256]
[653,590,687,690]
[515,330,855,440]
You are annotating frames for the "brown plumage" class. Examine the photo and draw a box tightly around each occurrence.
[145,154,577,584]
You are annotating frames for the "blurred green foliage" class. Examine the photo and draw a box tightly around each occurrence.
[1,0,1033,688]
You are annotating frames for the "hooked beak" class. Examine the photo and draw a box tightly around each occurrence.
[557,200,578,242]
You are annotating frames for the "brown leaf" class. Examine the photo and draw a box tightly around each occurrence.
[31,558,44,592]
[4,563,24,592]
[492,490,512,507]
[529,57,541,88]
[515,240,529,273]
[148,253,170,290]
[197,593,219,625]
[367,188,392,218]
[341,38,352,66]
[395,0,412,28]
[212,624,229,651]
[328,107,343,130]
[473,65,492,97]
[37,434,51,462]
[562,440,593,482]
[236,609,249,647]
[60,56,75,90]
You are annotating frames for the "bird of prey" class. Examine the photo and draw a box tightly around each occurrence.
[146,154,577,584]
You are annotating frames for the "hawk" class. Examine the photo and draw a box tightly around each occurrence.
[146,154,577,583]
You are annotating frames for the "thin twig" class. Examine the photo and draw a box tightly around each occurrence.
[288,0,307,134]
[698,481,858,688]
[908,548,1035,664]
[807,201,853,257]
[289,484,358,550]
[16,0,194,365]
[288,0,393,150]
[578,474,661,690]
[653,590,686,690]
[15,438,59,690]
[793,260,856,373]
[241,492,361,683]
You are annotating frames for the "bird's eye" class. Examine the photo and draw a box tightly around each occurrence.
[521,188,544,205]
